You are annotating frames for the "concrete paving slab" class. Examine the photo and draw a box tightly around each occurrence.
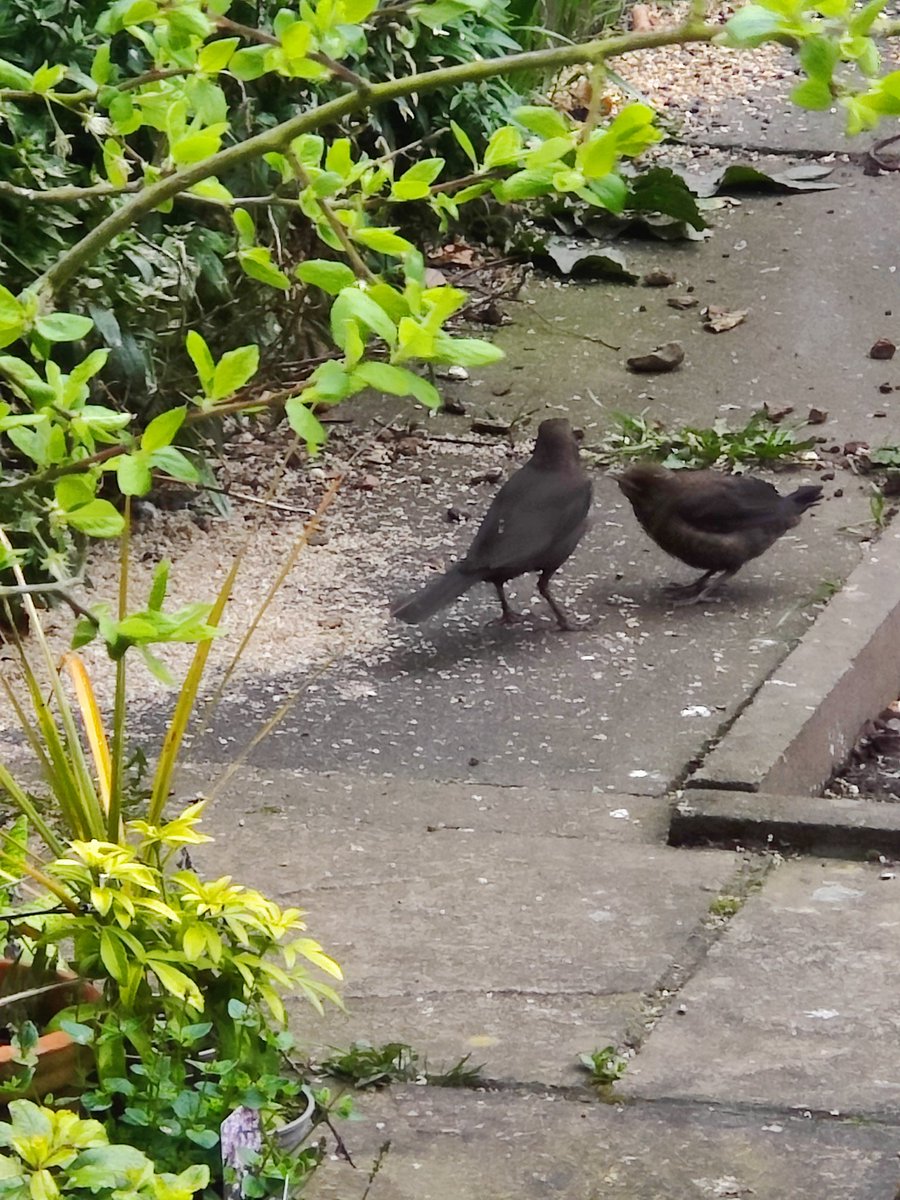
[691,526,900,795]
[181,464,868,794]
[307,1086,900,1200]
[195,815,738,1086]
[621,858,900,1114]
[176,764,671,843]
[296,991,642,1089]
[671,788,900,856]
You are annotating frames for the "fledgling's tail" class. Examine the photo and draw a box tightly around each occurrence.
[788,484,823,514]
[390,565,475,624]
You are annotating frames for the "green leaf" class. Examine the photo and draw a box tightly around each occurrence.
[609,102,660,155]
[325,136,353,177]
[296,259,357,294]
[31,62,66,94]
[91,44,112,85]
[799,35,840,83]
[310,360,353,402]
[55,475,97,510]
[148,560,169,610]
[330,289,397,349]
[720,3,782,46]
[186,329,215,393]
[232,206,256,247]
[150,446,199,483]
[432,334,504,367]
[211,344,260,400]
[65,498,125,537]
[391,158,445,201]
[291,134,325,167]
[142,406,185,451]
[585,171,628,213]
[190,177,233,202]
[238,247,291,289]
[483,125,523,169]
[34,313,93,342]
[450,120,478,168]
[199,36,240,72]
[525,136,574,169]
[493,168,556,202]
[116,454,153,496]
[100,927,129,981]
[171,124,228,165]
[351,227,414,255]
[0,57,33,89]
[281,19,313,58]
[353,361,440,408]
[286,395,327,450]
[513,104,571,139]
[791,78,833,110]
[577,131,616,179]
[227,45,270,80]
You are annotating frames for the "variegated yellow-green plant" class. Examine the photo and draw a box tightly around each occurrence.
[0,515,342,1182]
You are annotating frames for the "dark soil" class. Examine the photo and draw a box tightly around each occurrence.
[828,703,900,802]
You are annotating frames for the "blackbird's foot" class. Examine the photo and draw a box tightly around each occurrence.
[487,609,528,627]
[553,612,596,632]
[664,571,729,606]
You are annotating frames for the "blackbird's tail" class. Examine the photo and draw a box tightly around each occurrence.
[391,565,475,624]
[788,484,823,514]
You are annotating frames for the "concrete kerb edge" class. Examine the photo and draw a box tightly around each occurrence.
[669,789,900,857]
[681,526,900,805]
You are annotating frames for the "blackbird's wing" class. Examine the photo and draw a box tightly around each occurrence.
[461,465,591,576]
[669,473,786,535]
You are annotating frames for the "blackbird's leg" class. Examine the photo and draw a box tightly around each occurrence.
[489,582,527,626]
[537,570,586,631]
[665,568,736,606]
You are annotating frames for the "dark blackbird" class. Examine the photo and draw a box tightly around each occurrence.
[392,418,592,630]
[617,463,822,604]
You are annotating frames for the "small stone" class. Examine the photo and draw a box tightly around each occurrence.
[318,615,343,629]
[447,365,470,381]
[356,473,379,490]
[395,437,422,456]
[807,407,828,425]
[869,338,896,360]
[626,341,685,373]
[471,417,511,435]
[642,268,676,287]
[446,506,469,523]
[879,383,894,394]
[443,396,467,416]
[667,295,699,310]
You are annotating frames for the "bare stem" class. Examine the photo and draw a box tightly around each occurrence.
[32,23,722,304]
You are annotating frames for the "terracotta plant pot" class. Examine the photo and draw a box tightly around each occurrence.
[0,960,100,1099]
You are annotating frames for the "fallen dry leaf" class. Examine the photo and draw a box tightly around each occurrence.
[667,295,699,310]
[702,305,748,333]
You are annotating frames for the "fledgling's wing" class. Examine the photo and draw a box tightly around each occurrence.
[667,473,789,535]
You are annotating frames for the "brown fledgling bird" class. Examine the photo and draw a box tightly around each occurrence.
[617,463,823,604]
[392,418,592,630]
